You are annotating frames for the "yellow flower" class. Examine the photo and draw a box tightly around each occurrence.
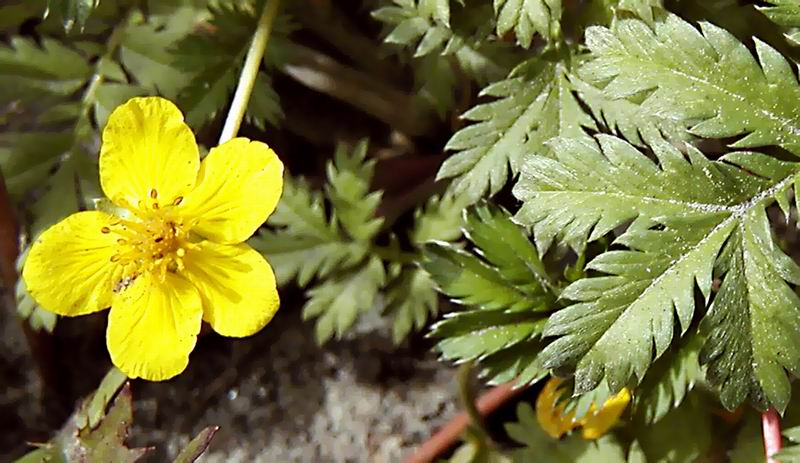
[22,97,284,381]
[536,377,631,439]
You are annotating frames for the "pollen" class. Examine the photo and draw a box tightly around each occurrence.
[108,208,191,280]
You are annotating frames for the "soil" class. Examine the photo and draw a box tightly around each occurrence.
[0,293,462,463]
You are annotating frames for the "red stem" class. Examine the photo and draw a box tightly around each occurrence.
[402,383,524,463]
[762,408,782,463]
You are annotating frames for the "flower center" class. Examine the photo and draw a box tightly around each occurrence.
[104,190,192,285]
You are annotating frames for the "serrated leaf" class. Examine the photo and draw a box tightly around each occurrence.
[120,8,197,98]
[411,194,466,244]
[514,133,800,411]
[579,13,800,154]
[325,140,384,241]
[0,37,91,105]
[303,257,386,344]
[17,382,149,462]
[251,177,366,287]
[635,394,712,463]
[506,403,627,462]
[385,267,439,343]
[570,74,687,147]
[759,1,800,45]
[425,204,553,384]
[172,4,290,128]
[438,56,593,205]
[633,332,704,424]
[494,0,562,47]
[46,0,99,32]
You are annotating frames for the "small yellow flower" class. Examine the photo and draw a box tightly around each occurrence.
[22,97,284,381]
[536,377,631,440]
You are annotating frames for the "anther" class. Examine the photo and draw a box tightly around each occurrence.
[117,238,127,244]
[155,236,164,243]
[176,248,186,257]
[100,226,111,234]
[173,196,184,206]
[110,255,120,263]
[150,188,158,199]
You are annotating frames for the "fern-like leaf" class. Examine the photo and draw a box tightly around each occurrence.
[506,403,628,462]
[494,0,562,48]
[514,133,800,411]
[579,13,800,154]
[425,203,553,385]
[438,56,593,205]
[759,0,800,45]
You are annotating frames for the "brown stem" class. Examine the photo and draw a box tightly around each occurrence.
[402,382,525,463]
[763,408,782,463]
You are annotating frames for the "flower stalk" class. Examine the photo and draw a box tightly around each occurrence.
[219,0,283,144]
[763,408,782,463]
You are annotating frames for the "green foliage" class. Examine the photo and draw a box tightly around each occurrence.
[634,394,713,463]
[46,0,100,32]
[777,425,800,462]
[494,0,562,47]
[172,2,288,128]
[632,333,703,424]
[254,141,463,343]
[15,370,216,463]
[505,402,627,462]
[513,132,800,412]
[579,13,800,155]
[424,203,553,385]
[372,0,519,115]
[759,0,800,45]
[437,54,592,204]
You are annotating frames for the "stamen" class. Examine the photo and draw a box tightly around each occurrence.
[100,226,111,234]
[173,196,184,206]
[150,188,158,199]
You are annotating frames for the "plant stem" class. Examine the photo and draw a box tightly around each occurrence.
[763,408,782,463]
[219,0,282,144]
[458,362,491,440]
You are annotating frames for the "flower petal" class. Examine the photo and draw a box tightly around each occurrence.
[100,97,199,208]
[579,388,631,439]
[181,241,279,337]
[107,272,202,381]
[536,377,579,439]
[180,138,283,244]
[22,211,121,316]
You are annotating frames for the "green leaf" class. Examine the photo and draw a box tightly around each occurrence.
[570,74,687,147]
[425,204,553,385]
[635,393,712,463]
[514,133,800,410]
[759,0,800,45]
[0,37,91,106]
[303,256,386,343]
[385,267,439,344]
[730,414,766,463]
[172,426,219,463]
[633,332,704,424]
[251,176,367,287]
[579,13,800,154]
[172,3,290,128]
[119,8,197,98]
[46,0,99,32]
[245,72,283,130]
[410,194,466,244]
[16,383,149,462]
[438,56,593,205]
[506,402,627,462]
[494,0,562,47]
[325,140,384,241]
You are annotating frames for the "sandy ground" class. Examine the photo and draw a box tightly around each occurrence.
[2,297,461,462]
